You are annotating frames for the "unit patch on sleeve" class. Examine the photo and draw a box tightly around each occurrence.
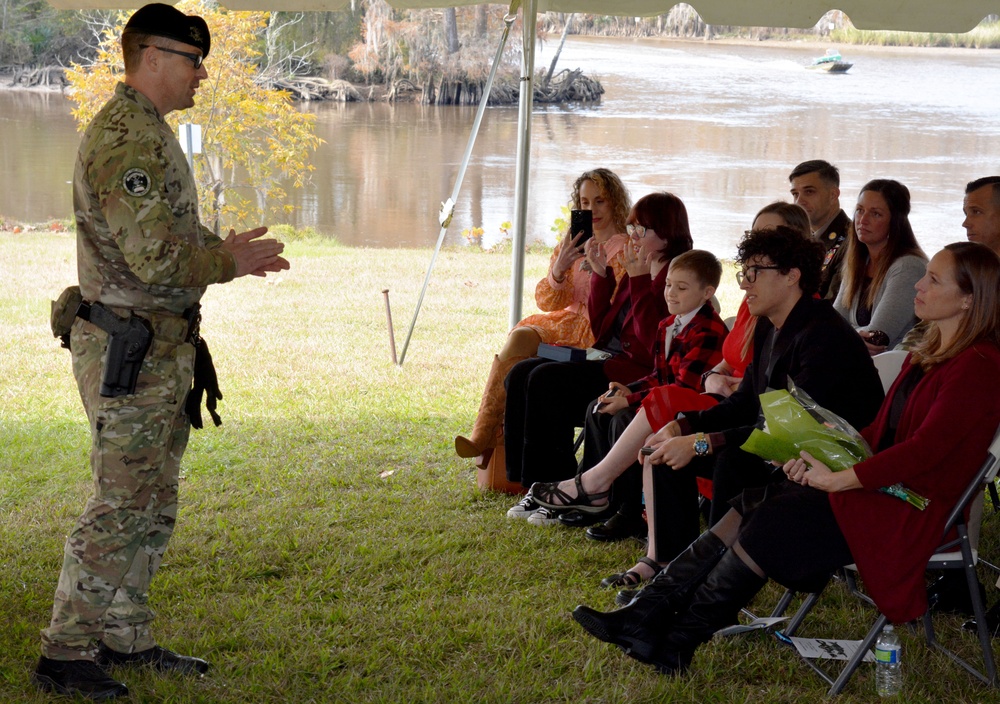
[122,168,152,197]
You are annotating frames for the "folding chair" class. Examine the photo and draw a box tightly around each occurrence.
[872,350,908,393]
[779,425,1000,696]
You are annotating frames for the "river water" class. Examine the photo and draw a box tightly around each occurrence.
[2,37,999,257]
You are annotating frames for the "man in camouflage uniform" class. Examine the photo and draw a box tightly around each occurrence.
[33,4,289,700]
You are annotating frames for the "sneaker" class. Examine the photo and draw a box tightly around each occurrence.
[32,656,129,701]
[506,495,540,519]
[527,506,564,526]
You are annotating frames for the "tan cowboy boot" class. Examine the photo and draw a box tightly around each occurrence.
[455,354,527,466]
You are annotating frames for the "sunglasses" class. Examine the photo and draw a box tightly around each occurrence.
[141,44,204,70]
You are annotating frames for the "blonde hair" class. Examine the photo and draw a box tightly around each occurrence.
[910,242,1000,370]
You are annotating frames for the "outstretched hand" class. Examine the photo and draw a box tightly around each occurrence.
[222,227,290,278]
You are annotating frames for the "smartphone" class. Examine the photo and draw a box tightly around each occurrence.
[593,386,620,414]
[640,446,654,456]
[866,330,890,347]
[570,209,594,244]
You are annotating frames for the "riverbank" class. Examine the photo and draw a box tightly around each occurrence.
[3,23,996,98]
[692,33,1000,55]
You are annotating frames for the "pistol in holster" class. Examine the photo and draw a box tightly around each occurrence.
[85,304,154,398]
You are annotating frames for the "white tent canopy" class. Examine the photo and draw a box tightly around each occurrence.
[44,2,1000,33]
[43,0,1000,327]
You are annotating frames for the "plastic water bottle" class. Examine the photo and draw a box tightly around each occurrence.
[875,624,902,696]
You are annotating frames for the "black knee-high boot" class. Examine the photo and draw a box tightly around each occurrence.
[649,550,768,674]
[571,530,728,667]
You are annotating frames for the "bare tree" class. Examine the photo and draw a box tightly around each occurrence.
[444,7,460,54]
[543,13,573,90]
[475,4,487,38]
[261,12,316,83]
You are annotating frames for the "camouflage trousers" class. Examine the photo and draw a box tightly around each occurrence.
[41,316,195,660]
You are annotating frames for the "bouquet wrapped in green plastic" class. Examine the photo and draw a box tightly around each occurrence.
[741,384,871,472]
[741,382,929,510]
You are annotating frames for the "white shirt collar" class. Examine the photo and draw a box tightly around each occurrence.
[673,307,701,335]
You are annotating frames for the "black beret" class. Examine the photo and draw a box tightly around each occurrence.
[123,3,210,58]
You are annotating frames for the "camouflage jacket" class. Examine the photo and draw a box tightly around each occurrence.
[74,82,236,315]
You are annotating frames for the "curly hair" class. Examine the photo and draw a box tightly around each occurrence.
[631,192,693,264]
[737,226,825,297]
[570,168,631,235]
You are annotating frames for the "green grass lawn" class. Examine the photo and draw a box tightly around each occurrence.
[2,232,999,702]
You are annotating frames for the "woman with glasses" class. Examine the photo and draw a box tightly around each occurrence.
[454,169,631,475]
[701,202,810,401]
[834,179,927,353]
[504,192,693,518]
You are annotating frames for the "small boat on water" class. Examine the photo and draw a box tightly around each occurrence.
[808,49,853,73]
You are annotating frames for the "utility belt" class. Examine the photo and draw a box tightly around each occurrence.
[51,286,221,427]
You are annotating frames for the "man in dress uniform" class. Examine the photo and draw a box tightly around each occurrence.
[788,159,853,300]
[33,4,289,700]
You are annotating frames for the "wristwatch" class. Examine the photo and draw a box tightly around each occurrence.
[701,370,719,385]
[693,432,710,457]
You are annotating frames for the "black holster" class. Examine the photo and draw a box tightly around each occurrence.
[78,302,154,398]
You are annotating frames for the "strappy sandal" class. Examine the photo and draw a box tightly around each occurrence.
[530,474,610,514]
[600,557,663,589]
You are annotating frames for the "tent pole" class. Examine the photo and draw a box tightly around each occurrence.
[508,0,537,330]
[395,2,521,366]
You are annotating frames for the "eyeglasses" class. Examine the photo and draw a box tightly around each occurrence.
[140,44,204,69]
[736,265,781,285]
[626,224,650,238]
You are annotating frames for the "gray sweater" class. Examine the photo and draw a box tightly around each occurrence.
[833,253,927,349]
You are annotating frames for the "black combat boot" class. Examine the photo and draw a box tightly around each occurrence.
[97,642,210,676]
[571,530,728,666]
[648,549,768,675]
[32,656,129,701]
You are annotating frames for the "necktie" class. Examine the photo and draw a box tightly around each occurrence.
[664,317,683,359]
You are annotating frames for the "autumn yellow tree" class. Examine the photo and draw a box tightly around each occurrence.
[66,0,323,233]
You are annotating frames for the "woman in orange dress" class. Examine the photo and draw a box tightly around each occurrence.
[455,168,631,468]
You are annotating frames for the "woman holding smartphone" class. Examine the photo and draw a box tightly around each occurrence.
[454,168,631,472]
[504,191,693,519]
